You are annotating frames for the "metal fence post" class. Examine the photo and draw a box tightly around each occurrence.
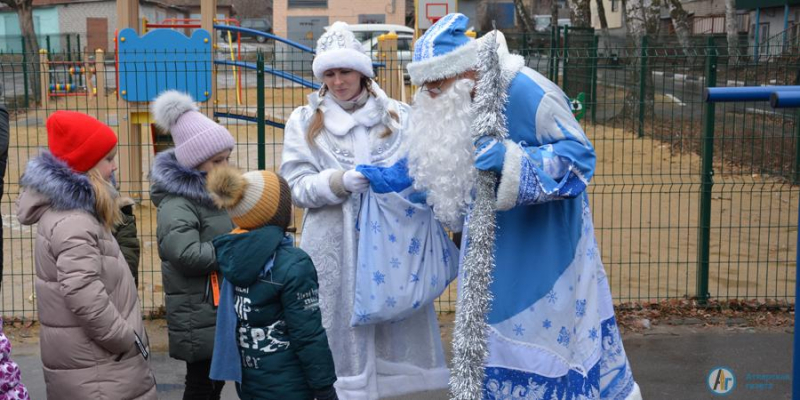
[638,35,648,138]
[562,26,570,92]
[76,34,83,87]
[547,24,558,84]
[21,36,29,109]
[257,51,266,170]
[67,34,73,86]
[591,34,599,123]
[522,31,528,58]
[794,191,800,399]
[795,109,800,184]
[697,38,717,305]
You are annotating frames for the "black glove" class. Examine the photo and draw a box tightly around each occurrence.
[313,385,338,400]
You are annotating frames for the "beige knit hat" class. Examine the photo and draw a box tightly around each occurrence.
[207,166,292,230]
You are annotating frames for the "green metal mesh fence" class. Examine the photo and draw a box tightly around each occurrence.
[0,28,797,320]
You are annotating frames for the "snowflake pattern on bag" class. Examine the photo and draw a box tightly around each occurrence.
[351,188,459,326]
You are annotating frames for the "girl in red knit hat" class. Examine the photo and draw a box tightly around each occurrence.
[16,110,157,399]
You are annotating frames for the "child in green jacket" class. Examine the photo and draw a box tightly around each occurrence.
[207,166,338,400]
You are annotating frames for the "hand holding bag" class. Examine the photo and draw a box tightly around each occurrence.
[350,160,459,326]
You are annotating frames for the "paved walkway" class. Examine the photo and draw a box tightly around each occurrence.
[8,323,793,399]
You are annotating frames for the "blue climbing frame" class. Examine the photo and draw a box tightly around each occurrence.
[211,24,385,128]
[705,86,800,400]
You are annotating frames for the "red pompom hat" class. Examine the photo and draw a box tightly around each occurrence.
[46,111,118,173]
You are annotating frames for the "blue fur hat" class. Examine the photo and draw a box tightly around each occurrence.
[407,13,478,86]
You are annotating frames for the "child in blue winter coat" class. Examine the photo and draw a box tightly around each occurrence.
[207,166,338,400]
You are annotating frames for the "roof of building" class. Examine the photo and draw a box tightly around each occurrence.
[0,0,233,12]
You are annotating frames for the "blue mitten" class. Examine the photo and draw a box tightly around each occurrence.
[474,136,507,174]
[356,158,413,194]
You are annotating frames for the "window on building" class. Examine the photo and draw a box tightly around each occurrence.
[611,0,619,12]
[288,0,327,7]
[359,14,386,24]
[758,23,770,55]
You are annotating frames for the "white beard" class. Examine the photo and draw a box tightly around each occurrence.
[404,79,476,230]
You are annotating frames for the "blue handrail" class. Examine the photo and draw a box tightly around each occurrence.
[213,25,386,70]
[796,199,800,400]
[770,91,800,109]
[214,24,315,53]
[705,86,800,400]
[214,59,321,89]
[704,86,800,103]
[214,111,286,129]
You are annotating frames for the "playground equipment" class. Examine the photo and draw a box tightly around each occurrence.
[38,49,107,110]
[40,58,97,98]
[416,0,456,32]
[142,17,244,105]
[704,85,800,400]
[112,0,219,199]
[113,0,403,196]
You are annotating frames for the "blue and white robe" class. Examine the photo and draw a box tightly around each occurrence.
[460,43,642,400]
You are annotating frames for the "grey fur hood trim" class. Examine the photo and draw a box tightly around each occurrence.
[149,149,216,208]
[19,150,96,215]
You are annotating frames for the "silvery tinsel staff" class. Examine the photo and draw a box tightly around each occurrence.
[448,28,506,400]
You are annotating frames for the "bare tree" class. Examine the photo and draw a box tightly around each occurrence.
[666,0,691,52]
[514,0,536,34]
[620,0,659,125]
[569,0,592,28]
[551,0,559,32]
[477,0,493,32]
[595,0,612,49]
[0,0,41,104]
[725,0,739,62]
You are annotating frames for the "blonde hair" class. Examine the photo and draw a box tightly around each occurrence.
[87,169,122,230]
[306,77,399,145]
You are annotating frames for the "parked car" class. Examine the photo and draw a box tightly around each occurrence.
[533,15,572,32]
[326,23,414,43]
[361,33,414,82]
[222,18,272,42]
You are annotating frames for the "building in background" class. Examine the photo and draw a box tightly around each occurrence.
[0,0,233,53]
[273,0,406,48]
[736,0,800,55]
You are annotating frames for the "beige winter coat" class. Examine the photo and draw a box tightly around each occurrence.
[16,151,157,400]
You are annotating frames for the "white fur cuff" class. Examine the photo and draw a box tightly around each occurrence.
[407,41,479,86]
[496,140,523,211]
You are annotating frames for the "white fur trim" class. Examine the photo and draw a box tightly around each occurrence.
[151,90,198,131]
[312,48,374,79]
[319,97,357,136]
[407,40,479,86]
[496,140,523,211]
